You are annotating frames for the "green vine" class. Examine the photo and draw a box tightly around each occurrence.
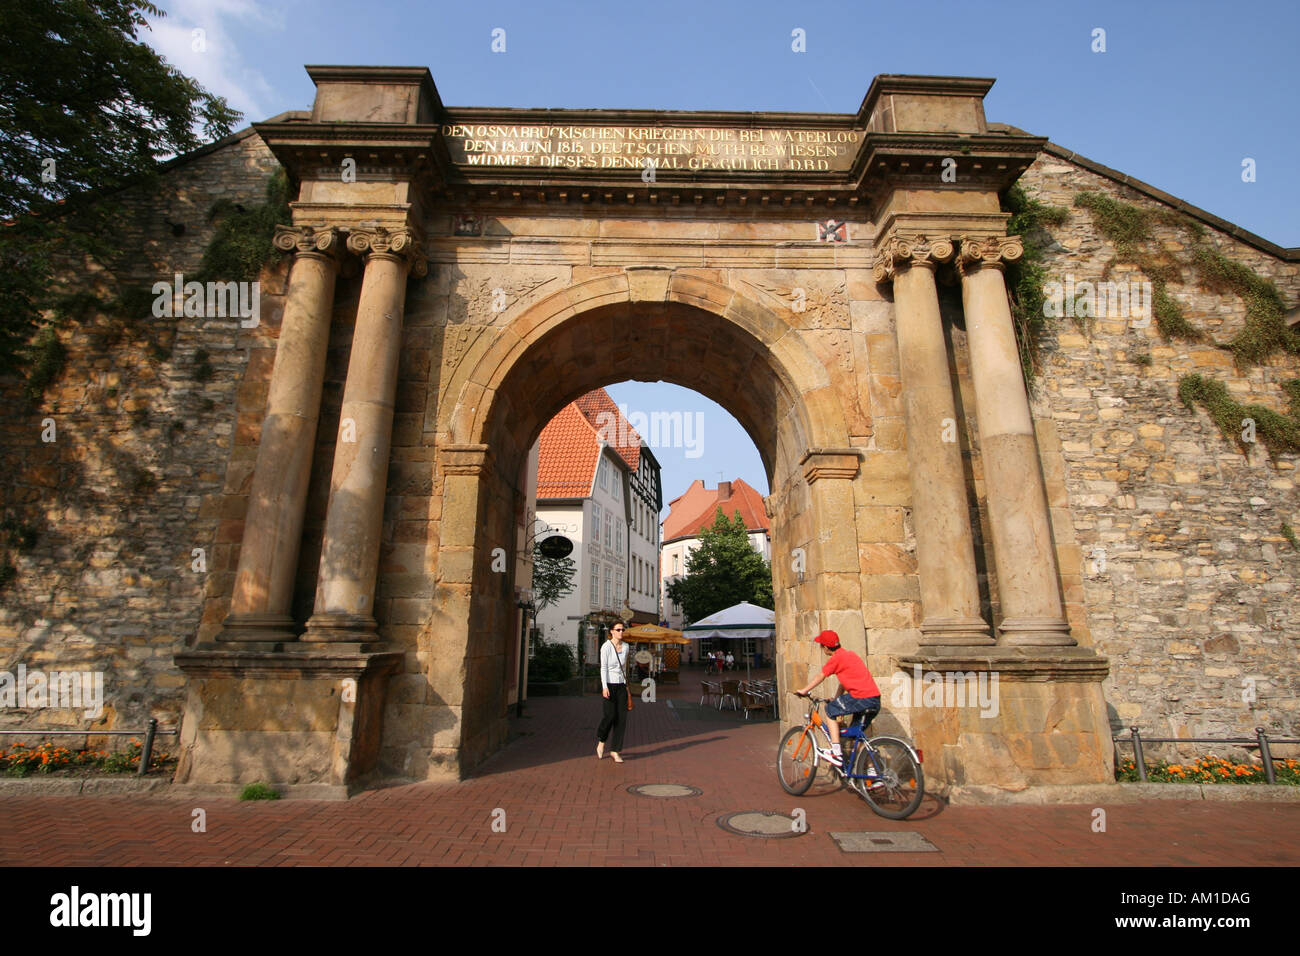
[1178,373,1300,457]
[1001,185,1069,388]
[196,168,291,283]
[1072,189,1299,461]
[1072,190,1297,363]
[21,326,67,404]
[1191,244,1299,367]
[1072,191,1202,341]
[1282,523,1299,552]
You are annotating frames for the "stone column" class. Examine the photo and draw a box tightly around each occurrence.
[874,236,992,645]
[220,225,341,642]
[303,226,425,643]
[958,235,1073,646]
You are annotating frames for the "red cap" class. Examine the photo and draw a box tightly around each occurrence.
[814,630,840,648]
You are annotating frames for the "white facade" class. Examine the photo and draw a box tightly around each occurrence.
[534,444,661,653]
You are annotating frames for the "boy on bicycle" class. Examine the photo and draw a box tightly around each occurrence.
[794,630,881,767]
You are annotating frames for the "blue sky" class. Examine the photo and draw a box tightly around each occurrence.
[141,0,1299,512]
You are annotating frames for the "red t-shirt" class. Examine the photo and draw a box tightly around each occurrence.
[821,648,880,699]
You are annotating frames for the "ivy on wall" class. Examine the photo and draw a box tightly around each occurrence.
[1014,186,1300,462]
[1177,374,1300,456]
[18,168,291,403]
[1002,185,1069,389]
[1073,189,1300,367]
[196,169,290,283]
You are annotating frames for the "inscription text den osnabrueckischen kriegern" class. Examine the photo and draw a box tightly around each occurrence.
[441,124,860,173]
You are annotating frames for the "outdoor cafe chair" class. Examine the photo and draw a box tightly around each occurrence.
[719,679,740,711]
[741,687,774,720]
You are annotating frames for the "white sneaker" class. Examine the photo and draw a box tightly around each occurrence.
[818,747,843,767]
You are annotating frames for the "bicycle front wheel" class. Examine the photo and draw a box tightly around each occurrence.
[856,737,924,819]
[777,726,818,795]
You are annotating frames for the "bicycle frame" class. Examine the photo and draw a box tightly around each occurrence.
[780,694,926,818]
[792,698,877,787]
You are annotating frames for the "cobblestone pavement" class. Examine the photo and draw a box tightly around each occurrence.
[1,671,1297,867]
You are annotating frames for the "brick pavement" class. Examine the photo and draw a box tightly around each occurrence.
[1,669,1297,867]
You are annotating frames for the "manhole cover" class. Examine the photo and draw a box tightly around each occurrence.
[717,811,804,839]
[830,831,939,853]
[628,784,702,798]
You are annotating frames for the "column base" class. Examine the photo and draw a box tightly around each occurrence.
[217,613,301,643]
[302,612,379,644]
[997,616,1076,647]
[173,642,403,788]
[895,646,1112,791]
[918,616,995,646]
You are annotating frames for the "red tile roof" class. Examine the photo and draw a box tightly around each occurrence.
[662,478,769,542]
[573,390,641,471]
[536,389,642,499]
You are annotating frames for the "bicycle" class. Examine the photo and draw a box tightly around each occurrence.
[776,693,925,820]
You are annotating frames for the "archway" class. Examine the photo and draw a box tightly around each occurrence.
[423,271,864,772]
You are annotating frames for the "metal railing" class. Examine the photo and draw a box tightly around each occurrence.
[1114,726,1300,785]
[0,718,179,776]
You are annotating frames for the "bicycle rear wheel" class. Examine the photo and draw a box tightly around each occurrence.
[855,736,924,819]
[777,726,818,795]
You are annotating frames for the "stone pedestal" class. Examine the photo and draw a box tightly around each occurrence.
[895,647,1113,791]
[174,644,403,792]
[220,226,340,642]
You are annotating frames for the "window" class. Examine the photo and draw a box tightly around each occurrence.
[604,566,612,608]
[616,570,624,606]
[590,503,601,549]
[672,553,679,573]
[590,565,599,608]
[598,458,607,490]
[612,474,620,501]
[604,513,612,548]
[616,520,623,553]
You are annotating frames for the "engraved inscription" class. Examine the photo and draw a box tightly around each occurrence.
[441,125,860,172]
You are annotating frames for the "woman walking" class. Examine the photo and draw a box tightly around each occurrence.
[597,623,630,763]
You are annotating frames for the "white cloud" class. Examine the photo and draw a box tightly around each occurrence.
[141,0,286,122]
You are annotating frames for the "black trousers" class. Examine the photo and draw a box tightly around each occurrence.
[597,683,628,752]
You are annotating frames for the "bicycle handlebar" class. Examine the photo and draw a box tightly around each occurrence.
[795,692,833,704]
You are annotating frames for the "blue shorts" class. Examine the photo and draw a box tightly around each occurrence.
[826,693,880,728]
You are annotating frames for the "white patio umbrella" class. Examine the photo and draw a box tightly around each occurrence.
[683,602,775,679]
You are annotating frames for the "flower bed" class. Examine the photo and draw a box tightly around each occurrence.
[0,740,176,777]
[1116,754,1300,784]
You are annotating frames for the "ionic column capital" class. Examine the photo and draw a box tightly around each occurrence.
[872,235,956,283]
[346,226,428,277]
[956,234,1024,274]
[273,223,343,261]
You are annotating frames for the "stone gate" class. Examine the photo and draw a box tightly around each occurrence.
[168,66,1116,792]
[8,64,1294,798]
